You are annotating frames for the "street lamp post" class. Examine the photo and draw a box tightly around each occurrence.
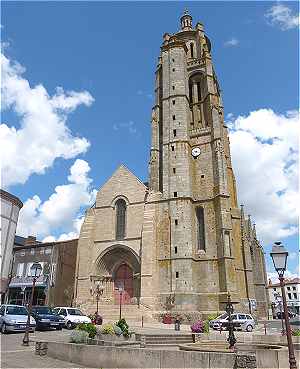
[225,293,236,350]
[22,262,42,346]
[274,293,285,336]
[90,281,104,316]
[270,241,297,369]
[118,287,124,321]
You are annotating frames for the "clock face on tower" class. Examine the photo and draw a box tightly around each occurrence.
[191,147,201,158]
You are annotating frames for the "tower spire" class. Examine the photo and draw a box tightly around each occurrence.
[180,9,193,31]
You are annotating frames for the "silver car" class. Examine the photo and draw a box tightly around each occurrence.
[210,312,256,332]
[0,304,36,333]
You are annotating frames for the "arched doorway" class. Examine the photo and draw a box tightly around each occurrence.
[94,245,140,305]
[114,263,133,305]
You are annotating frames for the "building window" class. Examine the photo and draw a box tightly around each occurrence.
[40,248,45,254]
[174,246,178,254]
[16,263,24,277]
[172,115,176,120]
[173,168,176,174]
[176,271,179,278]
[292,286,296,290]
[172,85,175,90]
[174,192,178,198]
[172,58,175,62]
[197,82,201,101]
[45,248,52,254]
[288,293,292,299]
[287,286,291,290]
[273,288,276,291]
[293,293,297,299]
[172,100,175,105]
[196,206,205,251]
[30,248,35,255]
[201,174,205,179]
[115,198,127,240]
[172,68,175,72]
[171,145,175,151]
[190,43,194,58]
[173,129,177,137]
[175,219,178,226]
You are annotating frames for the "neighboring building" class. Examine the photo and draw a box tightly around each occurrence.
[7,236,78,307]
[268,278,300,315]
[75,11,269,320]
[0,189,23,303]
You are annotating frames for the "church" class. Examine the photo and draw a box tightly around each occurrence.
[74,11,269,321]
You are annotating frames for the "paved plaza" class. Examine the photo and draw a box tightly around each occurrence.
[0,320,288,368]
[0,330,84,368]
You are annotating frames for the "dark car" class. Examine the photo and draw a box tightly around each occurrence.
[276,311,296,319]
[31,306,65,331]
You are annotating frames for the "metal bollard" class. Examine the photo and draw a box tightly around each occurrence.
[140,335,146,348]
[175,320,180,331]
[264,323,267,335]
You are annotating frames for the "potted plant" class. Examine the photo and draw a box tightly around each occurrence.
[190,320,204,333]
[162,312,173,324]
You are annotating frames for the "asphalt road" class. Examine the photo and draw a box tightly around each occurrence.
[0,328,84,368]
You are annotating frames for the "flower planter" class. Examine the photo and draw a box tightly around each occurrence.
[163,315,173,324]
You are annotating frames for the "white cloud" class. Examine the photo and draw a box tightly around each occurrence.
[0,51,94,188]
[17,159,96,239]
[224,38,239,47]
[113,121,137,134]
[228,109,299,245]
[265,3,299,30]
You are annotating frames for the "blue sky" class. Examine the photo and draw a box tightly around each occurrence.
[1,1,299,279]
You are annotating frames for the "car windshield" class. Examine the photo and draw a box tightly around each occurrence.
[6,306,28,315]
[32,307,53,314]
[67,309,83,316]
[216,313,228,320]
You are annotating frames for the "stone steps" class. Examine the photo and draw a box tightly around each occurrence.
[135,333,194,345]
[81,303,157,323]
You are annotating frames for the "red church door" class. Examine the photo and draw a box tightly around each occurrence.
[114,264,133,305]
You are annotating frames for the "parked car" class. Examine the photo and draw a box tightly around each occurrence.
[210,312,256,332]
[277,311,296,319]
[31,306,65,331]
[0,304,36,334]
[290,315,300,327]
[52,307,91,329]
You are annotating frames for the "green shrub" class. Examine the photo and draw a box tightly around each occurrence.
[203,320,210,333]
[292,329,300,336]
[116,318,130,338]
[113,324,123,336]
[101,323,115,335]
[69,330,89,344]
[207,313,218,321]
[76,322,97,339]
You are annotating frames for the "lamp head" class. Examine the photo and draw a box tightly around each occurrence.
[270,241,288,277]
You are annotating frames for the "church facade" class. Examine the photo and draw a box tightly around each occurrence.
[74,12,269,319]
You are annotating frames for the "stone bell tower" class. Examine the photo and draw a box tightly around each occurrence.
[148,10,258,315]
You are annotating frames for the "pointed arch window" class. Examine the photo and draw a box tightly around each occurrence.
[115,199,126,240]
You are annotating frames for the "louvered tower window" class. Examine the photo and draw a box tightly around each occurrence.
[116,199,126,240]
[196,206,206,251]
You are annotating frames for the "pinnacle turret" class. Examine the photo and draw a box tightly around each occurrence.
[180,9,193,31]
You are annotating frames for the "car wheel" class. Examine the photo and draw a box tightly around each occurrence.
[66,321,73,330]
[246,324,253,332]
[1,324,7,334]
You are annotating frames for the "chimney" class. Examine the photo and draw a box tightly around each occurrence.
[25,236,37,246]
